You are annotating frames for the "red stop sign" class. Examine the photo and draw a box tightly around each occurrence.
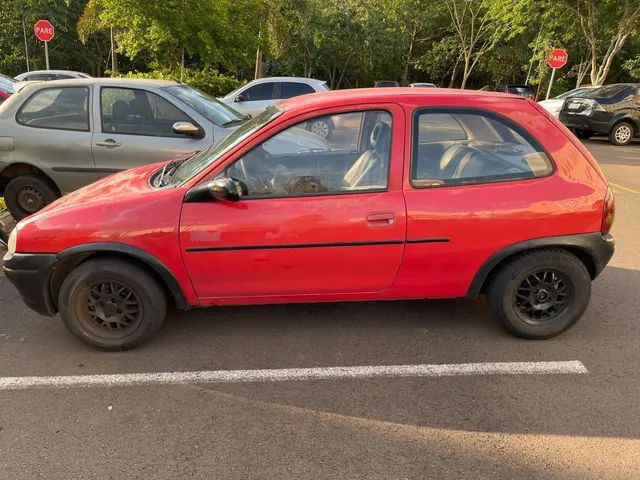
[547,48,568,69]
[34,20,55,42]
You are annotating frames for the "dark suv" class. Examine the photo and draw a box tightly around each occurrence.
[559,83,640,146]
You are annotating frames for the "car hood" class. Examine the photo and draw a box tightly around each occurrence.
[45,162,164,212]
[16,160,188,255]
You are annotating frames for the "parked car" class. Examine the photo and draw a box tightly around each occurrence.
[0,75,15,104]
[409,82,436,88]
[373,80,400,87]
[3,88,615,350]
[14,70,91,82]
[221,76,333,139]
[559,83,640,146]
[501,84,534,99]
[538,86,597,117]
[0,78,252,220]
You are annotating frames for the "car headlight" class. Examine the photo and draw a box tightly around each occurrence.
[7,228,17,256]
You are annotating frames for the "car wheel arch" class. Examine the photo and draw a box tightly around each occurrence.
[610,117,637,135]
[467,235,602,298]
[50,243,190,312]
[0,162,60,196]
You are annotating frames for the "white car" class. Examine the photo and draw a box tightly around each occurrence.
[14,70,92,82]
[538,87,597,117]
[220,77,335,138]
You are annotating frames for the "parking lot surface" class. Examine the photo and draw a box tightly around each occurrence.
[1,137,639,479]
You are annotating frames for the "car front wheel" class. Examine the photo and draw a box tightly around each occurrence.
[608,121,634,146]
[574,129,592,140]
[487,249,591,339]
[59,258,167,350]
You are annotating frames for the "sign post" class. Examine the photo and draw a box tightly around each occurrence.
[545,48,568,100]
[34,20,55,70]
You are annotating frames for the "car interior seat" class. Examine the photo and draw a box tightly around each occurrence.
[343,122,391,190]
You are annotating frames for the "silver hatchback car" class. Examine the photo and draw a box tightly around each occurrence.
[0,78,248,219]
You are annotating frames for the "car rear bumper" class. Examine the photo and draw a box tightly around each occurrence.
[559,113,610,134]
[591,233,615,279]
[3,252,57,316]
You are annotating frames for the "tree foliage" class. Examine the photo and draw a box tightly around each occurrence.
[1,0,639,93]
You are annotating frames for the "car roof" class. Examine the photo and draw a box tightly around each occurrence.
[18,70,88,75]
[278,87,525,111]
[246,76,327,85]
[18,77,181,89]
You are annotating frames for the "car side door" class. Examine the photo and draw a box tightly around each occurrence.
[91,85,212,176]
[8,85,96,194]
[230,82,277,117]
[179,104,407,302]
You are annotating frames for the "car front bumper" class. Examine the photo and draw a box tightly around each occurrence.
[3,252,57,316]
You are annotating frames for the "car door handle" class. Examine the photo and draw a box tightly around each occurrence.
[95,139,121,148]
[366,212,395,226]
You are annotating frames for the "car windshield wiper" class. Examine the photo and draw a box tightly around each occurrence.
[159,157,187,186]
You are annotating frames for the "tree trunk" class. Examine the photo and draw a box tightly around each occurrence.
[460,55,470,89]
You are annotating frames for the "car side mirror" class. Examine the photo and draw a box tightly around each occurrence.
[234,94,245,103]
[184,176,242,203]
[172,121,205,139]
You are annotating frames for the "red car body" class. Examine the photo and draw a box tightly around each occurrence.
[4,88,615,347]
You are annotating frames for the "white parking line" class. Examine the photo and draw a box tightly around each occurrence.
[0,361,587,391]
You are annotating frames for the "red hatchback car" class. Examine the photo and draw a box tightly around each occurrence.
[4,88,615,350]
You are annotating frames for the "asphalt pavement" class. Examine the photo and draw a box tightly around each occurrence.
[0,137,639,479]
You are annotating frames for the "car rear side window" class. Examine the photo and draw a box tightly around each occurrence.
[411,109,553,188]
[16,87,89,131]
[101,87,194,137]
[280,82,316,99]
[242,82,276,101]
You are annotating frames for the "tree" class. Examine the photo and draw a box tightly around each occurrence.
[443,0,510,88]
[98,0,262,75]
[571,0,640,85]
[0,0,110,76]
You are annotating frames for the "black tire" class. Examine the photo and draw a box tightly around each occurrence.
[306,118,333,140]
[4,174,60,220]
[59,258,167,350]
[574,130,592,140]
[487,249,591,339]
[608,121,634,146]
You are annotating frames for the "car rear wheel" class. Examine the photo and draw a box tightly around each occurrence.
[59,258,167,350]
[4,174,60,220]
[487,249,591,339]
[608,121,634,146]
[307,119,333,139]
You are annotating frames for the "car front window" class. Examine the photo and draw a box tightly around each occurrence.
[164,85,245,126]
[167,105,282,185]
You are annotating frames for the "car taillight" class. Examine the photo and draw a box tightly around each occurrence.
[601,186,615,236]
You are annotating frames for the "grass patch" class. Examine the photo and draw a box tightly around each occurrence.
[0,197,5,211]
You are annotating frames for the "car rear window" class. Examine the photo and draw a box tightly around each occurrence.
[411,109,553,188]
[584,85,630,98]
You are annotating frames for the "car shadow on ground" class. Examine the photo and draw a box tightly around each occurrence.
[152,265,640,441]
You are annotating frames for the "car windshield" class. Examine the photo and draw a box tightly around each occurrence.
[584,84,629,99]
[165,105,282,186]
[163,85,246,127]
